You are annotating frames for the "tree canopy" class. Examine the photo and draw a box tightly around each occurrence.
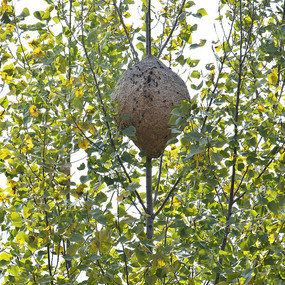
[0,0,284,284]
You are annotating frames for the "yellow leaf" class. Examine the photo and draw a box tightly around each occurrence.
[6,24,14,31]
[43,225,53,234]
[0,192,7,202]
[268,233,274,244]
[0,110,4,121]
[89,124,96,135]
[215,45,221,52]
[32,47,45,58]
[257,102,264,113]
[0,252,12,261]
[267,69,278,85]
[194,153,203,167]
[1,72,12,82]
[78,138,88,150]
[23,201,34,218]
[201,89,207,100]
[54,245,64,255]
[176,164,183,170]
[170,146,179,156]
[23,134,34,152]
[1,0,7,12]
[173,196,180,207]
[70,76,75,85]
[29,105,39,117]
[10,212,23,227]
[0,148,10,159]
[7,177,16,188]
[117,191,130,202]
[74,88,84,98]
[28,39,38,48]
[157,259,166,267]
[87,106,95,116]
[16,231,26,247]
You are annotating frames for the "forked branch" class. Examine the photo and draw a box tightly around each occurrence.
[113,0,139,62]
[158,0,186,58]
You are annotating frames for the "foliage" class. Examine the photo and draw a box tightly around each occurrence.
[0,0,284,284]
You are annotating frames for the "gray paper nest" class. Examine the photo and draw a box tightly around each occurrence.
[111,55,190,158]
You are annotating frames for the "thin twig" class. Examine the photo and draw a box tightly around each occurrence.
[201,5,236,131]
[154,176,182,218]
[158,0,186,58]
[233,144,285,203]
[115,170,142,215]
[233,165,249,198]
[146,0,152,55]
[154,154,163,205]
[214,1,243,282]
[71,115,104,151]
[80,0,146,212]
[115,211,130,285]
[113,0,138,62]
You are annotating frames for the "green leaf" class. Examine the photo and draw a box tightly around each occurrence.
[18,7,30,19]
[0,96,9,108]
[53,16,60,23]
[190,70,201,78]
[184,131,202,141]
[156,268,167,278]
[70,233,85,243]
[197,8,208,17]
[212,152,223,163]
[77,163,85,170]
[267,200,279,215]
[188,145,204,157]
[241,268,254,279]
[89,254,101,261]
[127,182,140,192]
[34,11,45,20]
[121,151,133,163]
[122,126,136,137]
[136,42,145,51]
[80,175,89,183]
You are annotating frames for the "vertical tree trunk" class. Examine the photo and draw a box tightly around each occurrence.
[145,0,153,241]
[146,157,153,240]
[145,0,151,56]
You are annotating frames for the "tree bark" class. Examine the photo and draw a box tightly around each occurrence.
[146,157,153,240]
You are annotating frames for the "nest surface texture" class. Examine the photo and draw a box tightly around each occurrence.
[112,55,190,158]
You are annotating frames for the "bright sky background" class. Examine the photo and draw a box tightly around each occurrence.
[0,0,220,187]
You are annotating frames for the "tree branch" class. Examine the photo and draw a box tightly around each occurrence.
[158,0,186,58]
[233,144,285,203]
[153,176,182,218]
[113,0,138,62]
[153,154,163,205]
[215,1,243,282]
[146,0,151,56]
[80,0,145,212]
[146,157,153,240]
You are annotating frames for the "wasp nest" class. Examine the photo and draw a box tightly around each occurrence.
[111,55,190,158]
